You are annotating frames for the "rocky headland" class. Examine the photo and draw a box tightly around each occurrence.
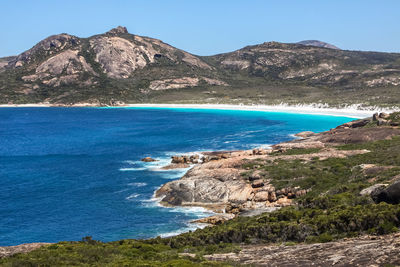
[155,112,400,221]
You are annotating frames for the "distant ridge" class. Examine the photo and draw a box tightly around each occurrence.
[297,40,340,50]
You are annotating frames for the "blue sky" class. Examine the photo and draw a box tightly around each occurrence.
[1,0,399,57]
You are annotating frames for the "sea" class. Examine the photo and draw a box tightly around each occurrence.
[0,107,354,246]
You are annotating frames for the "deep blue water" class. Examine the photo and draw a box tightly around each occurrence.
[0,107,354,246]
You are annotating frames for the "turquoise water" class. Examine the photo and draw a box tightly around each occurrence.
[0,107,354,246]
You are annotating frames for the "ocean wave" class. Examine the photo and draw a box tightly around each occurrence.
[249,143,272,149]
[126,194,141,200]
[159,222,208,238]
[113,188,130,194]
[119,167,147,171]
[159,169,190,179]
[128,182,147,187]
[224,140,239,144]
[166,206,214,218]
[122,157,173,172]
[288,133,302,139]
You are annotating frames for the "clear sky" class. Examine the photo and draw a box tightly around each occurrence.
[1,0,399,57]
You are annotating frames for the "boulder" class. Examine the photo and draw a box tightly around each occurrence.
[254,191,269,202]
[191,214,235,225]
[141,157,157,162]
[249,172,261,181]
[360,184,387,196]
[171,155,200,164]
[268,191,277,202]
[107,26,128,35]
[379,112,390,119]
[228,184,254,203]
[225,204,242,214]
[251,179,264,188]
[339,119,370,129]
[161,163,190,170]
[295,189,307,197]
[161,194,183,206]
[276,197,292,206]
[372,180,400,204]
[252,148,270,155]
[171,156,185,164]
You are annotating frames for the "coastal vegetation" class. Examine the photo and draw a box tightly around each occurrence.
[2,121,400,266]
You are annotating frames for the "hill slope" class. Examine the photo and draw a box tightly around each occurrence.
[1,26,400,106]
[297,40,340,49]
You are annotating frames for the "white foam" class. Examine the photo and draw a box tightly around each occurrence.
[248,143,272,149]
[119,167,147,171]
[159,223,208,238]
[288,133,302,139]
[126,194,141,200]
[128,182,147,187]
[159,169,191,179]
[224,140,239,144]
[167,206,214,218]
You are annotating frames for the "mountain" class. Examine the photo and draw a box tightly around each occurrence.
[297,40,340,49]
[1,26,400,106]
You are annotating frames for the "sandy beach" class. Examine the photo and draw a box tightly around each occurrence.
[1,103,398,119]
[124,103,398,119]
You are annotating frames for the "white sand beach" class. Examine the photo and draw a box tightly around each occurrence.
[1,103,398,119]
[124,103,398,119]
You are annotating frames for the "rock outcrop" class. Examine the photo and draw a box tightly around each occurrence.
[204,232,400,266]
[8,34,80,68]
[141,157,157,162]
[156,147,366,212]
[21,49,96,87]
[297,40,340,50]
[371,180,400,204]
[156,114,399,214]
[0,243,51,258]
[149,77,227,90]
[191,213,235,225]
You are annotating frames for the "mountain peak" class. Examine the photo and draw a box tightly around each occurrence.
[297,40,340,50]
[107,26,128,35]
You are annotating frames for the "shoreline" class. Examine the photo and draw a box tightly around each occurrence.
[1,103,399,118]
[2,109,398,250]
[123,103,383,119]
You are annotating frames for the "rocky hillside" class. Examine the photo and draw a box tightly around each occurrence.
[297,40,340,49]
[0,26,221,105]
[208,42,400,89]
[1,26,400,106]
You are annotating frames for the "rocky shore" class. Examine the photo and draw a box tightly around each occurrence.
[155,112,400,222]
